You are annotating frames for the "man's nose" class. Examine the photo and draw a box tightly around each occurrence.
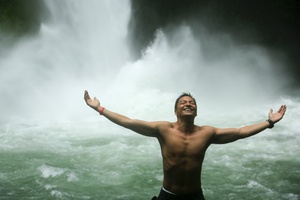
[186,101,192,105]
[185,102,192,106]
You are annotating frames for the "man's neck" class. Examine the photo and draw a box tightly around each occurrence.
[177,117,195,134]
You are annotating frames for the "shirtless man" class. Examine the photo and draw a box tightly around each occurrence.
[84,90,286,200]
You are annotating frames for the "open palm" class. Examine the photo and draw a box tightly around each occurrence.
[269,105,287,123]
[84,90,100,110]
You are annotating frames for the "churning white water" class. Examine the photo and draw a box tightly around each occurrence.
[0,1,299,199]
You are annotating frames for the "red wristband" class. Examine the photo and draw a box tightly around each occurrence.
[98,107,105,115]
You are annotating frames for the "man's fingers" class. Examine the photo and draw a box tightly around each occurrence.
[278,106,282,113]
[279,105,287,115]
[268,108,272,119]
[84,90,92,106]
[84,90,90,100]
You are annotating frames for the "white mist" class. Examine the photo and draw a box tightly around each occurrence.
[0,2,298,199]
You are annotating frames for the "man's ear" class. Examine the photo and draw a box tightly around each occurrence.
[174,109,178,116]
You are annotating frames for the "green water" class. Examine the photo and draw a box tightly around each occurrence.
[0,116,299,200]
[0,1,299,199]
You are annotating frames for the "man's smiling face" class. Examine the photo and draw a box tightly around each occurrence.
[175,96,197,117]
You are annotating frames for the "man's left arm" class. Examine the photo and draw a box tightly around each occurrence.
[211,105,287,144]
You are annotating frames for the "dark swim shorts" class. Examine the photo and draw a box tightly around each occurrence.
[151,188,205,200]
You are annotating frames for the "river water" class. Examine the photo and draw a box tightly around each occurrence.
[0,1,299,199]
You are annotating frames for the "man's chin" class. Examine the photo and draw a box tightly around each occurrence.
[182,113,196,117]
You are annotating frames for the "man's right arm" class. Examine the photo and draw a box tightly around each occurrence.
[84,90,162,137]
[101,108,161,137]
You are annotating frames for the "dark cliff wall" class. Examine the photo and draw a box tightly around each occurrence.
[129,0,300,87]
[0,0,47,44]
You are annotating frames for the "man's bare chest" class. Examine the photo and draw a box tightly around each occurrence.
[161,130,210,156]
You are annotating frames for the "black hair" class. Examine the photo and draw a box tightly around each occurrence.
[174,92,197,111]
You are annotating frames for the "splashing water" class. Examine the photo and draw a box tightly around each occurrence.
[0,1,299,199]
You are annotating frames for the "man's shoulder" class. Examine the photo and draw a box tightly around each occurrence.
[197,125,216,134]
[199,125,215,129]
[153,121,174,131]
[155,121,174,127]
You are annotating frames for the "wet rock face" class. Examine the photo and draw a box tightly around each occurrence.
[129,0,299,50]
[0,0,47,40]
[129,0,300,87]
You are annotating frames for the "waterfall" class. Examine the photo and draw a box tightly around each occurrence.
[0,1,298,199]
[0,0,290,122]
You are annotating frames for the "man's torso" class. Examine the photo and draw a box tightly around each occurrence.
[156,122,215,194]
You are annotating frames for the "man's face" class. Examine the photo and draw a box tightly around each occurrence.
[175,96,197,117]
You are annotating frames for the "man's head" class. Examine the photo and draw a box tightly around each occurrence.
[174,93,197,117]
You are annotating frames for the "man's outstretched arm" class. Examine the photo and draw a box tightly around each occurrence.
[84,90,161,137]
[211,105,287,144]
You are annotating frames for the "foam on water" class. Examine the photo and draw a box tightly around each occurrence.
[0,0,299,199]
[1,97,299,199]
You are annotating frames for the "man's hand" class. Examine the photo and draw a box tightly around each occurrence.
[269,105,287,123]
[84,90,100,111]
